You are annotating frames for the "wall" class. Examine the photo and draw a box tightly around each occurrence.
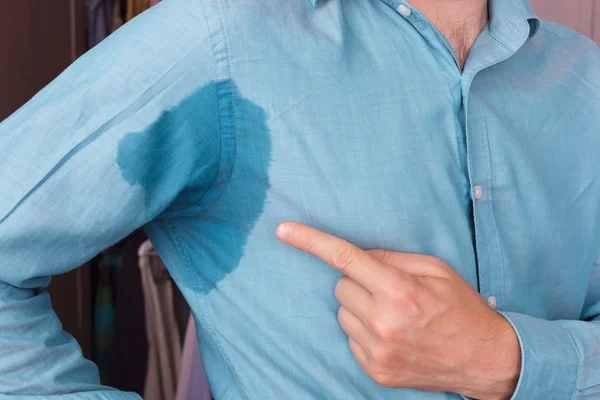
[0,0,92,359]
[0,1,85,120]
[529,0,599,42]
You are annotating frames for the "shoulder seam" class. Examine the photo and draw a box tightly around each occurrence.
[186,2,249,399]
[539,24,590,42]
[185,0,239,216]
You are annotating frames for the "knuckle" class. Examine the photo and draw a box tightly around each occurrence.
[370,344,394,366]
[368,249,387,263]
[379,249,392,265]
[428,256,452,275]
[432,256,449,269]
[331,245,357,271]
[382,281,422,316]
[400,283,419,304]
[337,306,346,324]
[382,284,405,304]
[335,277,351,298]
[368,312,404,343]
[369,317,393,341]
[368,366,393,387]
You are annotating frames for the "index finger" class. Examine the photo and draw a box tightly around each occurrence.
[276,221,389,291]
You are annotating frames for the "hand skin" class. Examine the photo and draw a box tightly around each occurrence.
[276,222,521,400]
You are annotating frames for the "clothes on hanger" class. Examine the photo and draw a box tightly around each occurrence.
[176,315,212,400]
[126,0,149,21]
[111,230,148,395]
[93,248,119,385]
[95,232,190,395]
[138,240,187,400]
[84,0,115,49]
[112,0,125,32]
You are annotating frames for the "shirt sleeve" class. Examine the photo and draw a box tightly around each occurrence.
[0,1,220,398]
[501,254,600,400]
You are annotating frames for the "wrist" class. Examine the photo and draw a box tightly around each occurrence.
[460,315,521,400]
[491,317,521,399]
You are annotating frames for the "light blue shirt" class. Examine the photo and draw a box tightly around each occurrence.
[0,0,599,398]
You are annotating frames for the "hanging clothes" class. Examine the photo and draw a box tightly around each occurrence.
[111,230,148,395]
[138,240,184,400]
[93,248,119,385]
[112,0,125,32]
[84,0,115,49]
[126,0,149,21]
[175,315,212,400]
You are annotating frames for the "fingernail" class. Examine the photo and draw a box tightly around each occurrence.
[276,223,294,241]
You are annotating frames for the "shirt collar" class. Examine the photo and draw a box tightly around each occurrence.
[309,0,540,46]
[489,0,540,50]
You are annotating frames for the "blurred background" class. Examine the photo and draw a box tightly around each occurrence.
[0,0,597,399]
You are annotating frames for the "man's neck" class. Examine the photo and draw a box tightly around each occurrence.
[409,0,489,69]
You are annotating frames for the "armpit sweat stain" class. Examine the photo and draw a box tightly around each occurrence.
[117,80,271,293]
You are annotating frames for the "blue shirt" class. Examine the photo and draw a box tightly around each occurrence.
[0,0,599,399]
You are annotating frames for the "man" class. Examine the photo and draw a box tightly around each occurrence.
[0,0,598,398]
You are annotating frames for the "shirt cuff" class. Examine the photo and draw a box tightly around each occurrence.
[499,311,580,400]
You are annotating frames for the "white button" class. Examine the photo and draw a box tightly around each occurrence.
[473,185,483,200]
[487,296,497,310]
[397,4,412,16]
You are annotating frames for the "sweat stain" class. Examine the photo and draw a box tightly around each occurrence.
[117,80,271,293]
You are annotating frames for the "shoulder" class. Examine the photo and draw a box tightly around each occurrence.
[538,20,596,42]
[523,20,600,88]
[533,20,599,60]
[88,0,215,71]
[198,0,314,36]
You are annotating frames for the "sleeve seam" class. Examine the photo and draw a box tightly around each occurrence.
[161,0,227,219]
[539,26,593,42]
[192,0,225,210]
[172,0,237,218]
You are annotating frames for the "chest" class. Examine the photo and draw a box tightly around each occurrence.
[201,17,600,318]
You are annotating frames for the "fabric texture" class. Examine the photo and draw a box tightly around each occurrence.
[0,0,599,399]
[175,315,212,400]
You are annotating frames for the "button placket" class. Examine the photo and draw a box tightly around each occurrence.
[464,89,506,309]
